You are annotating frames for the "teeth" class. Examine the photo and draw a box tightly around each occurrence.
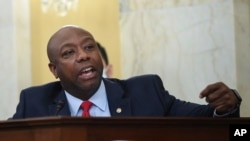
[83,67,92,72]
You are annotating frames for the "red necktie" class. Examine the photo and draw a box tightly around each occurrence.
[81,101,93,117]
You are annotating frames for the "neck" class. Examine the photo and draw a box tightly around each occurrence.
[61,82,101,101]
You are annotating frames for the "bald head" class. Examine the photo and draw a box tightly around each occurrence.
[47,25,94,63]
[46,25,104,100]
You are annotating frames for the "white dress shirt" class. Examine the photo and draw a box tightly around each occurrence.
[65,80,111,117]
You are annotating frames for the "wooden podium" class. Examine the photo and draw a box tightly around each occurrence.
[0,117,249,141]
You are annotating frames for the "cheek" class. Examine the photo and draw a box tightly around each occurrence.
[57,63,75,78]
[97,57,104,70]
[94,54,104,68]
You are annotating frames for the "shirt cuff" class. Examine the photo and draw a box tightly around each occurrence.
[213,108,238,117]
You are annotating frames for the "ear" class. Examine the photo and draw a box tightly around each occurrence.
[48,63,58,79]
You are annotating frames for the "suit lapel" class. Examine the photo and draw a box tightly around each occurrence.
[104,79,132,116]
[48,79,132,117]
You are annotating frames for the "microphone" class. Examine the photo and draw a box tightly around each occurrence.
[55,100,65,116]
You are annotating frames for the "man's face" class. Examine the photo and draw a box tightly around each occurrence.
[48,26,103,96]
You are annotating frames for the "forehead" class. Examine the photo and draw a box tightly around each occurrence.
[49,27,95,50]
[55,27,94,42]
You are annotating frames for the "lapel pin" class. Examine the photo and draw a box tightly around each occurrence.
[116,108,122,113]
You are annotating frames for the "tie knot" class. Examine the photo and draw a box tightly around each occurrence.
[80,101,93,117]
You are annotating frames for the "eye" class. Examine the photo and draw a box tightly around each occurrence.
[62,49,75,58]
[85,45,94,51]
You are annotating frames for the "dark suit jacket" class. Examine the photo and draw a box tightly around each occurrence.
[12,74,239,119]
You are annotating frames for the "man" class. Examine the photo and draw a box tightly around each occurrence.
[96,42,113,78]
[12,25,241,119]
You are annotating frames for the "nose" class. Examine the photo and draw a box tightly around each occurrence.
[76,48,89,62]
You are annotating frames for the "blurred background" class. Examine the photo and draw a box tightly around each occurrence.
[0,0,249,119]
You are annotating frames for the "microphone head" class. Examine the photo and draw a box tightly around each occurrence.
[57,100,65,105]
[55,100,65,115]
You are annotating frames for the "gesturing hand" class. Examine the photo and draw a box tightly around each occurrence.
[199,82,239,114]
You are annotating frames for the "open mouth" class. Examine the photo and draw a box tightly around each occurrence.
[78,67,96,79]
[82,67,94,73]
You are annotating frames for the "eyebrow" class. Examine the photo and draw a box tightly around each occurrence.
[80,37,95,45]
[61,43,75,49]
[60,37,95,50]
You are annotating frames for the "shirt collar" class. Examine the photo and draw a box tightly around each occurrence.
[65,80,108,116]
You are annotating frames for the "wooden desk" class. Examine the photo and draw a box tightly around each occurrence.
[0,117,249,141]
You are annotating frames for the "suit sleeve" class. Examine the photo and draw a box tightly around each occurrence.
[11,90,26,119]
[152,75,215,117]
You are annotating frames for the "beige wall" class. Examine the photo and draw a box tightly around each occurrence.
[30,0,121,85]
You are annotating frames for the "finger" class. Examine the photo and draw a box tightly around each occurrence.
[205,92,218,103]
[200,82,229,98]
[210,93,236,113]
[199,82,222,98]
[214,103,234,114]
[205,87,225,103]
[209,94,226,107]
